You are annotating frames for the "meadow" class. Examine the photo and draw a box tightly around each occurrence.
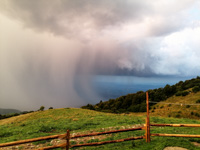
[1,108,200,149]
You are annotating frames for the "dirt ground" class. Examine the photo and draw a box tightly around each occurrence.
[163,147,188,150]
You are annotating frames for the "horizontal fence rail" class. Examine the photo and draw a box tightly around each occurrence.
[151,124,200,127]
[0,134,65,148]
[151,133,200,138]
[71,136,144,148]
[0,126,145,150]
[70,127,144,139]
[151,123,200,139]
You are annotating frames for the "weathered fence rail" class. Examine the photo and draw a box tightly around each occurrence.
[0,126,145,150]
[151,133,200,138]
[150,123,200,139]
[0,133,66,148]
[71,136,144,148]
[151,124,200,127]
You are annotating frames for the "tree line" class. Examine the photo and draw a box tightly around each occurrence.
[82,76,200,113]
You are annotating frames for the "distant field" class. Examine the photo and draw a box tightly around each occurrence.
[1,108,200,149]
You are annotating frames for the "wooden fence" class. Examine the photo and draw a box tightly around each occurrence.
[0,126,145,150]
[1,92,200,149]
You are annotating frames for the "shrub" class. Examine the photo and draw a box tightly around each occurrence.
[175,114,181,118]
[195,113,200,117]
[191,111,194,115]
[39,106,45,111]
[175,91,189,96]
[175,91,182,96]
[192,86,200,93]
[186,105,190,108]
[196,99,200,103]
[182,91,189,96]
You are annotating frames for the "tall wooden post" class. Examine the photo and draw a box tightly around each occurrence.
[66,130,70,150]
[145,92,150,143]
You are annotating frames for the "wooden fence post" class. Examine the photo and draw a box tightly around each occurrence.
[145,92,150,143]
[66,130,70,150]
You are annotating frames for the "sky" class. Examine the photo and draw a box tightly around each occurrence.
[0,0,200,111]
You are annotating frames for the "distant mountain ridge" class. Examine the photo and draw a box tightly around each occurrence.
[0,108,21,115]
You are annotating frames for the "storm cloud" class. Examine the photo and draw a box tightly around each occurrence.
[0,0,200,110]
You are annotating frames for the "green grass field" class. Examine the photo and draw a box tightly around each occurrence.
[1,108,200,149]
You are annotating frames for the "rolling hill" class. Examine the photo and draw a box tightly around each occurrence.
[0,108,21,115]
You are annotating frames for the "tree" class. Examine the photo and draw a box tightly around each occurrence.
[39,106,45,111]
[49,107,53,110]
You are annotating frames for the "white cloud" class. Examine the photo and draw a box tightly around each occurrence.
[152,27,200,76]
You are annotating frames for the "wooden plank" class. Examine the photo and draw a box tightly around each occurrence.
[70,127,144,139]
[151,133,200,138]
[37,143,66,150]
[71,136,144,148]
[0,134,65,148]
[151,124,200,127]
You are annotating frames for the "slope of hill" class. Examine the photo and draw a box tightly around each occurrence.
[0,108,145,143]
[1,108,200,149]
[0,108,21,115]
[82,76,200,114]
[150,91,200,119]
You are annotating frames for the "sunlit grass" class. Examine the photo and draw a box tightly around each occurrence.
[1,108,200,149]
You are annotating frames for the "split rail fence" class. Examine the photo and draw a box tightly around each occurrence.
[1,92,200,149]
[0,127,145,150]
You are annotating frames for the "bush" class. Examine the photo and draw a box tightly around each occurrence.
[175,91,189,96]
[196,99,200,103]
[175,91,182,96]
[39,106,45,111]
[192,86,200,93]
[191,111,194,115]
[195,113,200,117]
[175,114,181,118]
[186,105,190,108]
[182,91,189,96]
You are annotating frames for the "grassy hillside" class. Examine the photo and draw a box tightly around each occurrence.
[1,108,200,149]
[150,91,200,119]
[0,108,144,143]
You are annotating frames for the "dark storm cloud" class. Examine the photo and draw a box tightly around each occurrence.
[0,0,191,38]
[0,0,200,110]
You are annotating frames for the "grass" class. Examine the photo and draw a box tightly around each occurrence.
[151,91,200,119]
[0,108,144,143]
[1,108,200,149]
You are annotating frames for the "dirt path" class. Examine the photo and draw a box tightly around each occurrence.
[163,147,188,150]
